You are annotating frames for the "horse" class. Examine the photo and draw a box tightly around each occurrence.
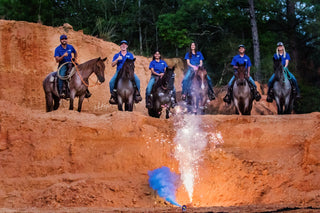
[116,58,136,111]
[189,66,209,114]
[148,67,175,119]
[43,57,107,112]
[232,62,253,115]
[272,57,293,114]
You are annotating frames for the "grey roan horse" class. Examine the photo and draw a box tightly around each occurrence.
[116,58,136,111]
[272,57,293,114]
[148,67,175,119]
[43,57,106,112]
[189,66,209,114]
[232,62,253,115]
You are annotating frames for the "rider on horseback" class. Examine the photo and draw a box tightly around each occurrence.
[54,35,91,99]
[181,42,215,101]
[223,44,261,104]
[145,51,176,109]
[266,42,301,102]
[109,40,142,104]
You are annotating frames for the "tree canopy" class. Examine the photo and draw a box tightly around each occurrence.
[1,0,320,112]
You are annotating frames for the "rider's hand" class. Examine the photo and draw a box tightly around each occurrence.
[193,65,199,71]
[159,73,164,78]
[63,52,68,57]
[117,55,123,61]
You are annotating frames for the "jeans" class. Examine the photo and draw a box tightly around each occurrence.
[146,75,157,97]
[58,64,68,92]
[109,71,140,93]
[268,71,300,92]
[228,75,257,88]
[182,68,214,94]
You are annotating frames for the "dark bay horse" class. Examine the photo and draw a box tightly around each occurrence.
[272,57,293,114]
[148,67,175,119]
[232,62,253,115]
[43,57,107,112]
[116,58,136,111]
[189,66,209,114]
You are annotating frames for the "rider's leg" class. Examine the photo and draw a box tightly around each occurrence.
[223,76,235,104]
[248,76,261,101]
[58,64,68,98]
[145,76,156,108]
[287,71,301,98]
[181,68,193,100]
[109,72,119,104]
[207,75,215,101]
[133,74,142,103]
[267,74,275,102]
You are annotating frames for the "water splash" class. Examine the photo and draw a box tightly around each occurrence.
[148,166,181,207]
[173,113,223,203]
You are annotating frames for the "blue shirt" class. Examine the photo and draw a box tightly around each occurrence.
[54,44,76,66]
[149,60,168,75]
[184,51,204,66]
[273,53,290,66]
[112,51,134,71]
[231,54,252,69]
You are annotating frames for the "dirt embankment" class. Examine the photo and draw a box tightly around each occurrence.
[0,20,319,212]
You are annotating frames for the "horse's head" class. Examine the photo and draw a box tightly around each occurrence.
[121,58,136,80]
[93,57,107,83]
[273,57,283,80]
[194,66,208,90]
[160,66,175,90]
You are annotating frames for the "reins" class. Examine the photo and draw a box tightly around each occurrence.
[71,59,101,87]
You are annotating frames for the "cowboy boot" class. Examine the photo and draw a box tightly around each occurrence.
[146,94,153,108]
[248,82,261,101]
[208,88,216,101]
[223,86,233,104]
[109,89,118,105]
[266,87,274,103]
[132,81,142,103]
[85,89,92,98]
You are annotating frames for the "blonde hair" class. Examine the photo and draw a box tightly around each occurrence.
[276,45,286,58]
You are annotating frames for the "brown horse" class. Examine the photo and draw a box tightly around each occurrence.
[43,57,107,112]
[232,62,253,115]
[189,66,209,114]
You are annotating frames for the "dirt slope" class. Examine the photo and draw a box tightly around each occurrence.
[0,20,319,212]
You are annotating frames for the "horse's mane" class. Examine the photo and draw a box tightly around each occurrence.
[77,58,100,70]
[152,67,174,91]
[118,59,135,79]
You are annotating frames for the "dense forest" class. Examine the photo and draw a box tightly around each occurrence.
[1,0,319,113]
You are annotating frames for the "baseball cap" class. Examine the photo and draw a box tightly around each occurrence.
[60,34,68,40]
[238,44,245,49]
[120,40,128,45]
[277,42,284,46]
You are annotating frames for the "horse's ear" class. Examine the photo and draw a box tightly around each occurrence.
[102,57,107,61]
[133,58,136,62]
[237,62,240,66]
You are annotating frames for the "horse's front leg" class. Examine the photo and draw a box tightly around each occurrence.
[127,95,134,111]
[118,96,123,111]
[234,99,242,115]
[77,94,85,112]
[69,90,76,111]
[284,96,292,114]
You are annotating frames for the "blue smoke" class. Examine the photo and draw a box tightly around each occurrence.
[148,166,181,207]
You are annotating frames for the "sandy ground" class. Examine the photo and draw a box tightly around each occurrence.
[0,20,319,212]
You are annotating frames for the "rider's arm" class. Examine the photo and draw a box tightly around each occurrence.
[247,66,251,76]
[285,59,289,68]
[55,52,68,63]
[199,60,203,67]
[150,68,162,76]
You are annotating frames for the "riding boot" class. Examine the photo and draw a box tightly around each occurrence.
[85,89,92,98]
[249,82,261,101]
[266,87,274,103]
[132,81,142,103]
[60,81,66,98]
[146,95,153,108]
[208,88,216,101]
[223,86,233,104]
[109,89,118,105]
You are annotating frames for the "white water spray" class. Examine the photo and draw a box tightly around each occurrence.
[173,113,223,203]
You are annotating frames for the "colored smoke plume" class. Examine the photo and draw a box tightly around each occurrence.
[148,166,181,207]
